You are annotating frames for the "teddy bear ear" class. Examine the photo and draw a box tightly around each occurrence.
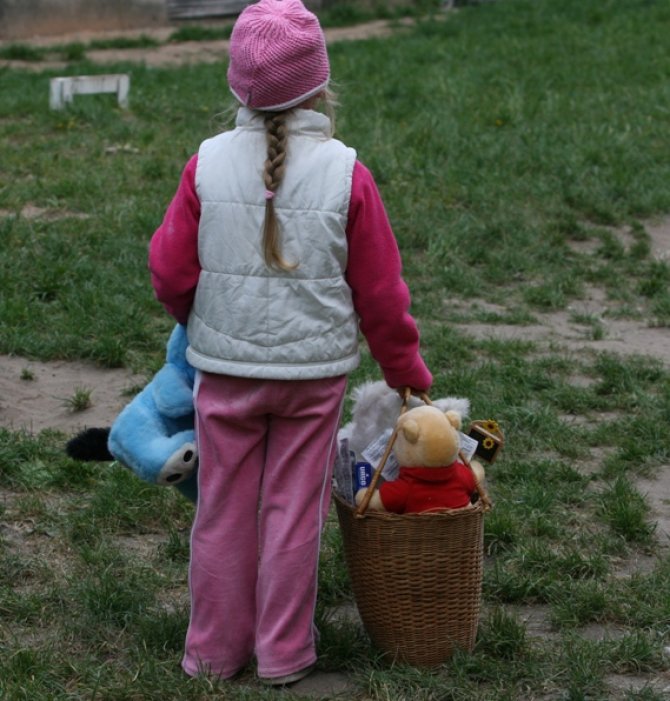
[445,410,462,430]
[401,419,421,444]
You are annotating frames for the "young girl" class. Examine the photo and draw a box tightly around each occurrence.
[149,0,432,685]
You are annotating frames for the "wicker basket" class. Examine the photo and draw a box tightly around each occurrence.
[334,393,489,667]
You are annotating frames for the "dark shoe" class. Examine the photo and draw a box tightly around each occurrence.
[259,664,316,687]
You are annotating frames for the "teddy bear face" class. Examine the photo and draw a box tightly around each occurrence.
[393,406,461,468]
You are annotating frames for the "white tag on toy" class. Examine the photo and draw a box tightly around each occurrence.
[362,428,400,481]
[333,438,355,503]
[459,431,479,462]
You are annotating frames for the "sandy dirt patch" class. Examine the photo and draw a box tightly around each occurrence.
[455,310,670,365]
[454,216,670,367]
[0,355,142,434]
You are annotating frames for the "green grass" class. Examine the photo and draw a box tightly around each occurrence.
[0,43,45,61]
[62,386,93,412]
[1,0,670,698]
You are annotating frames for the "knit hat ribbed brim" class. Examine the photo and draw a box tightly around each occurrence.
[227,0,330,112]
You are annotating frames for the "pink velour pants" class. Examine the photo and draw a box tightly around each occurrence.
[182,372,347,680]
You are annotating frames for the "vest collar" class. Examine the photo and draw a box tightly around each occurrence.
[236,106,332,138]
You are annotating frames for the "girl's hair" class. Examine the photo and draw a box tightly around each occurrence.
[261,88,338,271]
[262,111,295,271]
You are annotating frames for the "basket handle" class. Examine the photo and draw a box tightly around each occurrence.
[460,450,493,512]
[354,388,493,516]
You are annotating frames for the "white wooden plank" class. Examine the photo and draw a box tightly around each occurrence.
[49,74,130,110]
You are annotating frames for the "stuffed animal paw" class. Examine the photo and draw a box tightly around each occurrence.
[159,442,197,486]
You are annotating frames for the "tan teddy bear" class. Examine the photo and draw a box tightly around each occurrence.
[355,406,485,514]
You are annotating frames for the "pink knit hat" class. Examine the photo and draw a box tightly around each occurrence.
[227,0,330,111]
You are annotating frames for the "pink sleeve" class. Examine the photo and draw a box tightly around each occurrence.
[346,161,432,391]
[148,154,201,325]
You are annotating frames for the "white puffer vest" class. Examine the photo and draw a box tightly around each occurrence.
[186,107,360,380]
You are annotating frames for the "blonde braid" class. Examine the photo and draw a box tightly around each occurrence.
[262,112,296,271]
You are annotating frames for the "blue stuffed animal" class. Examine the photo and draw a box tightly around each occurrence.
[66,324,198,503]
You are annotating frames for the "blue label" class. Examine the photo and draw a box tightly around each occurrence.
[353,461,373,491]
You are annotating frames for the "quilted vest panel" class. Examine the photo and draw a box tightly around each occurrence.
[187,107,360,379]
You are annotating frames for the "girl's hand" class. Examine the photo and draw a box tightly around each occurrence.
[396,386,431,402]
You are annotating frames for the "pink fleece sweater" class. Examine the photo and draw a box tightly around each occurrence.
[149,155,432,391]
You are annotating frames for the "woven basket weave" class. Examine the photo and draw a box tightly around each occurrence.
[335,495,484,667]
[334,393,488,667]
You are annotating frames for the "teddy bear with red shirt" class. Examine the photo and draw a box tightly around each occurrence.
[355,405,486,514]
